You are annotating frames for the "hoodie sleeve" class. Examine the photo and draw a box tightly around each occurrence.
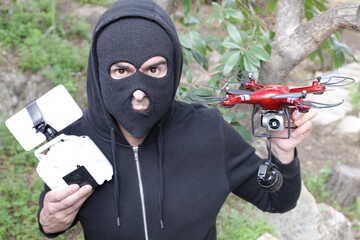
[222,117,301,213]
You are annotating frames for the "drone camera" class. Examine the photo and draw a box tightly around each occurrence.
[261,113,284,131]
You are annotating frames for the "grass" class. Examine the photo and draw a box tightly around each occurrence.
[217,196,277,240]
[0,0,90,93]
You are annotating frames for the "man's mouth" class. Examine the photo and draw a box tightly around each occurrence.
[132,99,150,111]
[132,104,148,111]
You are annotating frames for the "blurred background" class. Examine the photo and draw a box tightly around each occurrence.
[0,0,359,239]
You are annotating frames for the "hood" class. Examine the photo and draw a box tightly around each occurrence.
[86,0,183,135]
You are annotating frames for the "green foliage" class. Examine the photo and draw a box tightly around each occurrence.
[303,167,332,202]
[217,197,277,240]
[0,0,90,93]
[180,0,356,81]
[349,82,360,115]
[0,122,42,239]
[180,0,272,78]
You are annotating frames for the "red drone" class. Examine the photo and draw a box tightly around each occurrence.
[190,72,355,139]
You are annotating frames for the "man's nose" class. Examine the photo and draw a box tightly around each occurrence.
[133,90,146,100]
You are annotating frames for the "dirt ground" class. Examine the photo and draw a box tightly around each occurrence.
[297,124,359,174]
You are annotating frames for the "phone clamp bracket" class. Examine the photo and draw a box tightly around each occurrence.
[26,101,58,141]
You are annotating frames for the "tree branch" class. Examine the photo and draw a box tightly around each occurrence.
[260,3,360,84]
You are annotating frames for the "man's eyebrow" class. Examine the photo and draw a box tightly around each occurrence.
[111,63,133,70]
[146,60,167,69]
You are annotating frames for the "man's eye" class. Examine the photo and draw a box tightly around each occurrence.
[110,62,136,79]
[149,67,158,74]
[117,69,126,74]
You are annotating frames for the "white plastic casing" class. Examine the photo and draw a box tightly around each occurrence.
[35,134,113,190]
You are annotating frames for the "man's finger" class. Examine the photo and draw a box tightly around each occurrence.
[47,184,80,203]
[56,185,93,211]
[293,109,318,127]
[52,185,94,218]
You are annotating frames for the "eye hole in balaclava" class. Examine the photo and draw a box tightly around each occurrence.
[96,18,175,139]
[109,56,168,80]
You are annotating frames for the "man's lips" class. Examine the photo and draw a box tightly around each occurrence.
[132,98,150,111]
[132,104,148,111]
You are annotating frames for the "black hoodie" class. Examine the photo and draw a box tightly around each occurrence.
[39,1,301,239]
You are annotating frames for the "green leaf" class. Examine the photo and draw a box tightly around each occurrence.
[207,12,219,25]
[192,49,209,70]
[226,9,244,22]
[223,50,240,75]
[189,30,206,53]
[239,31,249,43]
[185,68,193,84]
[244,50,260,67]
[187,88,212,97]
[222,41,241,49]
[243,53,258,72]
[178,32,192,49]
[183,0,191,16]
[211,2,221,8]
[226,23,242,44]
[267,0,277,15]
[249,45,271,62]
[182,47,193,64]
[183,16,201,25]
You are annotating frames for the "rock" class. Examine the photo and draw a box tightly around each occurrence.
[318,203,355,240]
[263,183,355,240]
[328,165,360,206]
[0,71,53,117]
[256,232,279,240]
[337,116,360,134]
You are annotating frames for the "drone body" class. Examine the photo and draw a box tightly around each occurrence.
[222,80,327,112]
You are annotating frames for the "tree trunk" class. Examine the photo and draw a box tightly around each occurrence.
[259,1,360,84]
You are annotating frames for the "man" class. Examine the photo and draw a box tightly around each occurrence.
[38,0,317,239]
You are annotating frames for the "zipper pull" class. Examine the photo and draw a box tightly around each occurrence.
[133,146,139,161]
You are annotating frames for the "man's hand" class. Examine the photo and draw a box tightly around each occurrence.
[40,184,93,234]
[271,109,318,164]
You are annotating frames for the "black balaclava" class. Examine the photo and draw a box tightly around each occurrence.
[96,18,175,139]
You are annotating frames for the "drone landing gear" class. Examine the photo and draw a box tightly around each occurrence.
[251,105,295,139]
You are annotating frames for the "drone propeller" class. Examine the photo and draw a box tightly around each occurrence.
[202,85,254,96]
[320,76,355,87]
[302,72,340,81]
[220,71,258,84]
[296,100,344,109]
[226,88,255,95]
[188,95,226,106]
[302,72,355,87]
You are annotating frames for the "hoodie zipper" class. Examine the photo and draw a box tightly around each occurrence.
[133,146,149,240]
